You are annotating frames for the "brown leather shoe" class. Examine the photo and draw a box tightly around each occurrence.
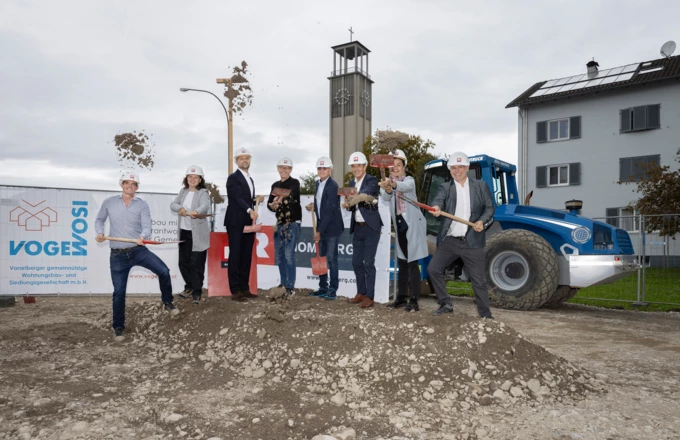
[231,291,247,302]
[241,290,257,299]
[359,297,374,308]
[348,294,367,304]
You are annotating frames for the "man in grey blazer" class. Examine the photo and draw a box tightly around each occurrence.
[427,152,495,318]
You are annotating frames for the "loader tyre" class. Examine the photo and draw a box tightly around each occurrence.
[485,229,559,310]
[544,285,579,307]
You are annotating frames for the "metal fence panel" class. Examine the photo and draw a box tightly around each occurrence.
[580,214,680,306]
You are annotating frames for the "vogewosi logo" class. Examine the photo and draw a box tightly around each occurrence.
[9,201,89,256]
[10,200,58,231]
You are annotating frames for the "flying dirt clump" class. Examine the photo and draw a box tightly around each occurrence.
[112,130,156,170]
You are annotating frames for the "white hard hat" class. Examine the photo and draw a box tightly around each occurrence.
[277,157,293,167]
[234,147,252,159]
[393,149,407,166]
[348,152,368,165]
[185,165,204,177]
[449,152,470,167]
[119,171,140,185]
[316,156,333,168]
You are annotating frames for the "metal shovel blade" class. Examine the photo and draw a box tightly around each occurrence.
[370,154,395,168]
[311,248,328,275]
[271,187,291,198]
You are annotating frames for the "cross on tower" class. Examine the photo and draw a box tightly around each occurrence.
[348,27,354,42]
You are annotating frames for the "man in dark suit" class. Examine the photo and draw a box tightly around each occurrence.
[345,152,383,308]
[307,156,344,300]
[428,152,495,318]
[224,147,262,301]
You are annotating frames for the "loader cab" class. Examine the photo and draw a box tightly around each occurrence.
[421,155,518,236]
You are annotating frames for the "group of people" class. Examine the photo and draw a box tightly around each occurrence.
[95,148,494,341]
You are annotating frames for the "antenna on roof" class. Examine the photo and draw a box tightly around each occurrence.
[660,40,676,58]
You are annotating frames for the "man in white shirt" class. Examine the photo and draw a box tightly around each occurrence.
[428,152,495,318]
[345,152,383,309]
[224,147,264,301]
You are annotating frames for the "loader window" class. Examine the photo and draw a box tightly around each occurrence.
[491,168,507,206]
[423,167,449,236]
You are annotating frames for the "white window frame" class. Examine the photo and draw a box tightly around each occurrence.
[547,118,570,142]
[547,164,570,187]
[617,207,640,232]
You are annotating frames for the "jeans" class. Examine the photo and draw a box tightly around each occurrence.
[317,235,339,292]
[110,246,174,330]
[274,222,300,290]
[352,224,380,300]
[178,229,207,297]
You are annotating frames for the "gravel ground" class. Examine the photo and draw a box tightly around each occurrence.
[0,291,678,440]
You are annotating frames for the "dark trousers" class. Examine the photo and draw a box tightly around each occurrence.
[226,226,255,293]
[427,236,492,318]
[110,246,174,330]
[352,224,380,300]
[397,229,421,302]
[318,235,339,292]
[178,229,207,297]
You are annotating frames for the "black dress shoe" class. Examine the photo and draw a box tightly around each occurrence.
[231,291,247,302]
[241,290,257,299]
[431,305,453,316]
[404,301,419,312]
[387,298,408,309]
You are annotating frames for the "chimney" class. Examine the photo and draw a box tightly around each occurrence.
[586,60,599,78]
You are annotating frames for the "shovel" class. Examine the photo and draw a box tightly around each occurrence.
[103,236,184,245]
[243,197,263,233]
[395,194,477,228]
[370,154,395,181]
[337,187,357,198]
[310,210,328,276]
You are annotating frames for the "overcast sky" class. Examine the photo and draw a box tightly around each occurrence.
[1,0,678,195]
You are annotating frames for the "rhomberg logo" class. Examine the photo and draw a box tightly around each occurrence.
[10,200,58,231]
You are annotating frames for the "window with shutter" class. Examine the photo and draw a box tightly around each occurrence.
[619,154,660,181]
[543,163,578,187]
[620,104,661,132]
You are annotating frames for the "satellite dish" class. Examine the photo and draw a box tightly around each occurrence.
[660,40,676,58]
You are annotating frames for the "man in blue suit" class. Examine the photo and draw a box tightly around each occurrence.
[224,147,262,302]
[307,156,344,300]
[345,152,383,308]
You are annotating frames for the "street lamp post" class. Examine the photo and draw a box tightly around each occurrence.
[179,87,233,175]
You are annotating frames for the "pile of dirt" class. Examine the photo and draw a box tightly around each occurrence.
[85,289,606,439]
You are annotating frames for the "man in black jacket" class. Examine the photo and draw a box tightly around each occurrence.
[428,152,495,318]
[224,147,262,301]
[308,156,344,300]
[267,157,301,296]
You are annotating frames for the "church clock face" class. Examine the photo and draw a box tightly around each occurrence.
[334,88,350,105]
[360,89,370,107]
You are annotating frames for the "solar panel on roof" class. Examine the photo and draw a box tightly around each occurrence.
[617,72,635,81]
[621,64,638,73]
[600,75,619,85]
[529,88,549,98]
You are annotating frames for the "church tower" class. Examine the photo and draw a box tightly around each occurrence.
[329,40,373,183]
